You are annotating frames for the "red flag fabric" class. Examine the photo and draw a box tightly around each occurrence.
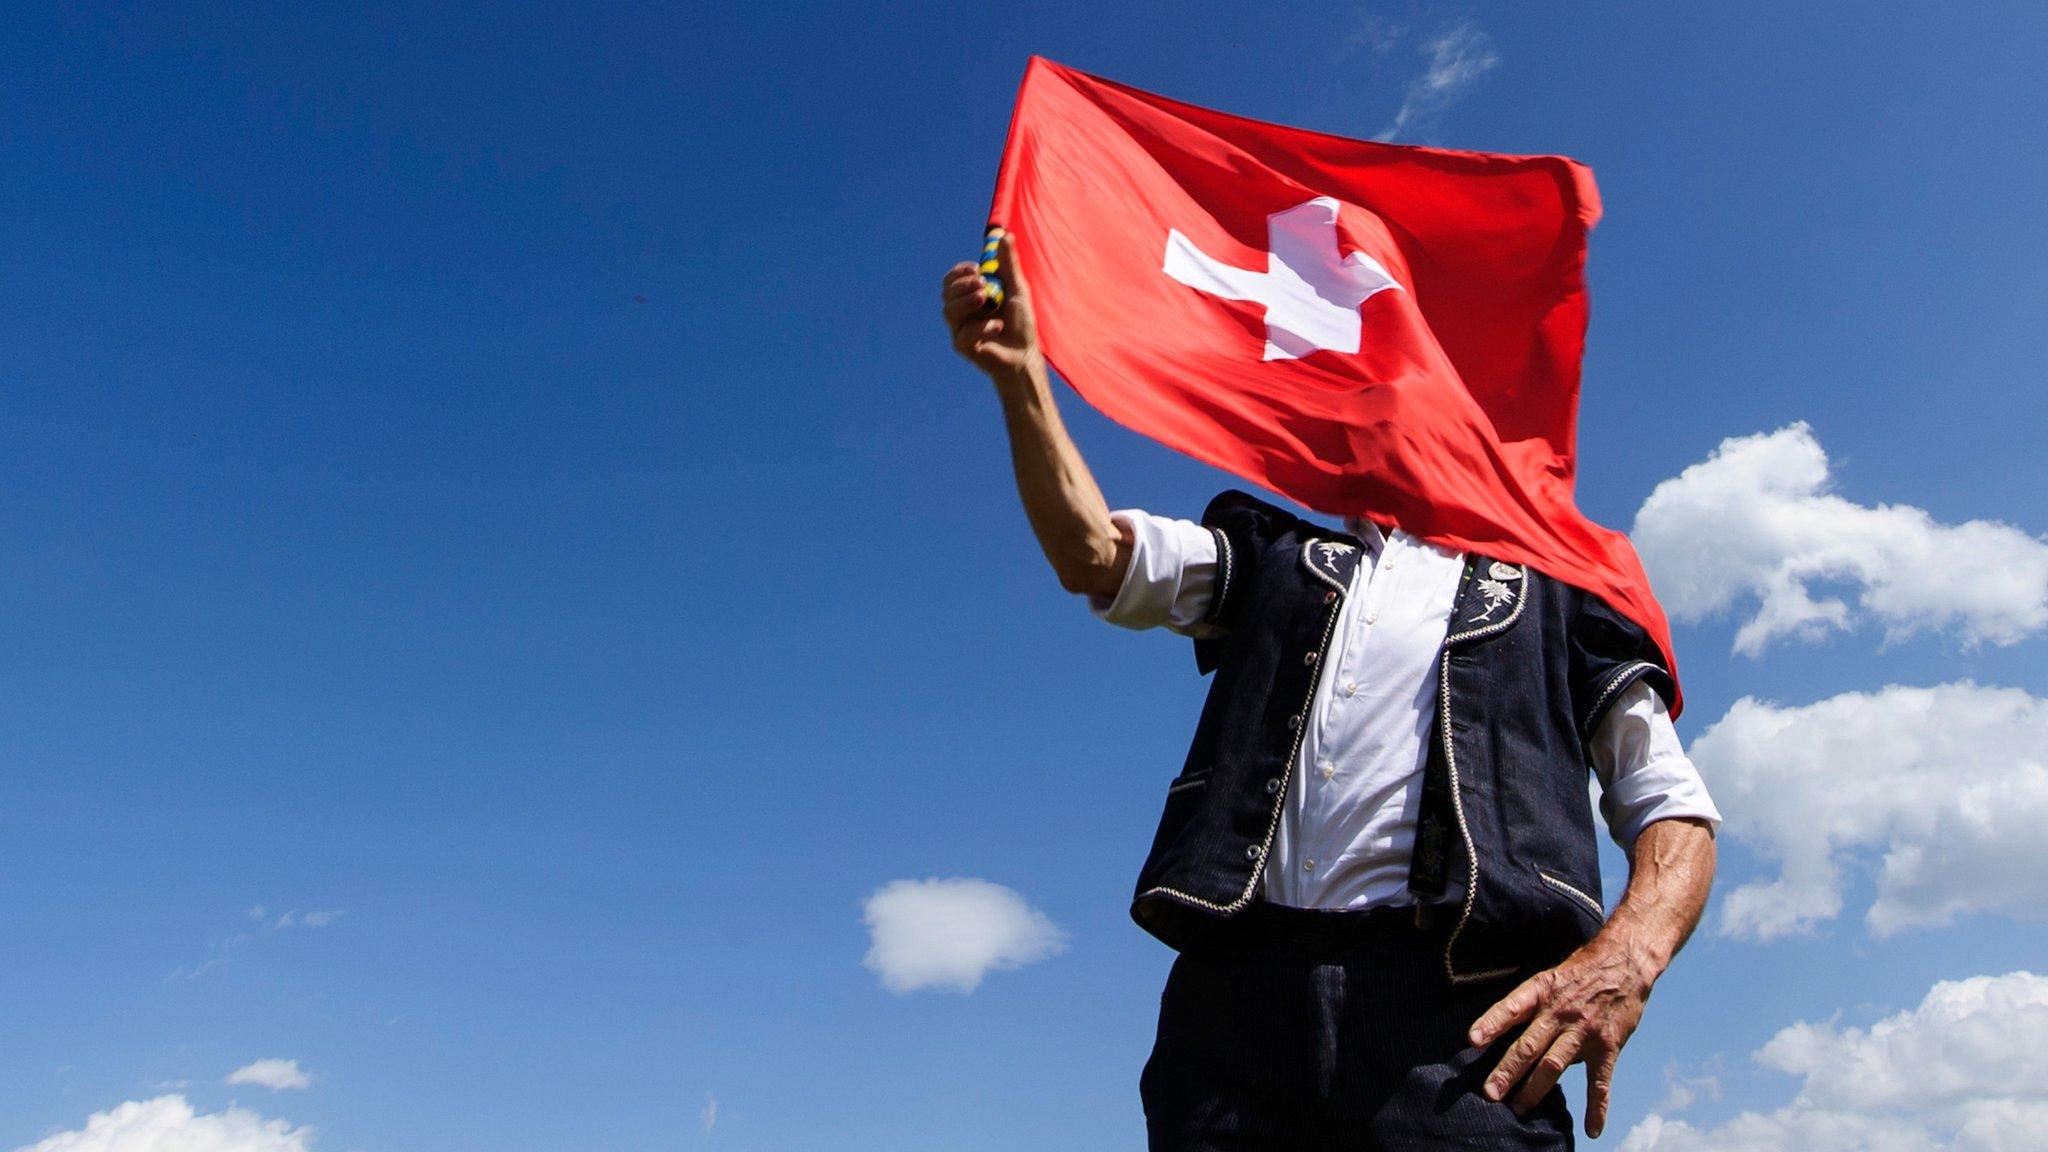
[989,57,1682,709]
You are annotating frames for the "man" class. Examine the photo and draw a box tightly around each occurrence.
[942,234,1719,1150]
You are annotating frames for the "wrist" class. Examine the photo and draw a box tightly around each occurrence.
[988,351,1046,395]
[1588,920,1672,991]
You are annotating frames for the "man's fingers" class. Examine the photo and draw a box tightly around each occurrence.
[1471,975,1545,1047]
[944,266,983,301]
[1483,1013,1561,1102]
[940,262,977,295]
[953,315,1002,356]
[943,282,990,328]
[1584,1051,1618,1139]
[994,229,1029,301]
[1510,1031,1583,1114]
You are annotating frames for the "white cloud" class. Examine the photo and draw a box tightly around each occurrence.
[1633,423,2048,656]
[168,909,347,981]
[861,877,1066,993]
[1347,15,1405,56]
[1689,682,2048,940]
[1620,972,2048,1152]
[13,1096,315,1152]
[226,1059,311,1092]
[1656,1061,1724,1115]
[1374,22,1499,142]
[701,1094,718,1133]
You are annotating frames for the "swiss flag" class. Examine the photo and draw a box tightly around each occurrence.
[989,57,1681,707]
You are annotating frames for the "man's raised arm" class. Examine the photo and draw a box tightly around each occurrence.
[942,233,1131,599]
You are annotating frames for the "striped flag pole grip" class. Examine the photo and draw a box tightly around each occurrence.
[977,227,1006,309]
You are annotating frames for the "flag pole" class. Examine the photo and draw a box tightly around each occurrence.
[977,226,1006,310]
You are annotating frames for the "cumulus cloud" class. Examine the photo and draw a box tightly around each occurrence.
[226,1059,311,1091]
[13,1095,315,1152]
[1689,681,2048,940]
[861,878,1066,993]
[1633,423,2048,656]
[1620,972,2048,1152]
[1374,22,1499,142]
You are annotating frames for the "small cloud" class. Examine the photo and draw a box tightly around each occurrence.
[168,909,347,981]
[16,1095,316,1152]
[166,957,227,982]
[701,1094,718,1133]
[861,878,1067,993]
[1656,1059,1724,1114]
[1375,22,1499,142]
[1347,15,1405,56]
[226,1059,311,1091]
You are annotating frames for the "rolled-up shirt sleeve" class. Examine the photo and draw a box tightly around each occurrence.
[1088,509,1225,638]
[1589,679,1722,850]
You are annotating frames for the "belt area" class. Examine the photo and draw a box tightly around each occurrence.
[1183,900,1454,959]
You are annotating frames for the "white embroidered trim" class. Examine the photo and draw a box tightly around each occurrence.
[1439,561,1531,985]
[1539,871,1606,919]
[1300,539,1350,594]
[1207,526,1235,625]
[1446,563,1527,643]
[1582,660,1655,738]
[1135,576,1345,917]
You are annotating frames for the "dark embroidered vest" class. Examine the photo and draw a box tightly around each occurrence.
[1131,490,1674,983]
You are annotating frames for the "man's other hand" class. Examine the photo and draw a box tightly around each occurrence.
[1468,936,1655,1139]
[942,231,1042,386]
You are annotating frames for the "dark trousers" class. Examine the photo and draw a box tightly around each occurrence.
[1141,903,1573,1152]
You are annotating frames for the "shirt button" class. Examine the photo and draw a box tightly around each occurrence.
[1344,682,1358,697]
[1303,859,1318,872]
[1365,612,1379,625]
[1319,763,1335,780]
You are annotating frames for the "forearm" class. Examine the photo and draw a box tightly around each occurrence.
[991,360,1129,598]
[1596,816,1716,983]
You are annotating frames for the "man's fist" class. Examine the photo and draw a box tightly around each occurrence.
[942,230,1041,385]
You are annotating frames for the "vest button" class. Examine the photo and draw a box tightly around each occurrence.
[1287,714,1303,730]
[1324,591,1338,605]
[1265,777,1282,794]
[1244,844,1261,861]
[1302,651,1318,666]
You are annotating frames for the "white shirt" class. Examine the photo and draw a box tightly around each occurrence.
[1094,508,1721,911]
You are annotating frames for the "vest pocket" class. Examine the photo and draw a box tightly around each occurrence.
[1165,773,1211,796]
[1537,870,1605,919]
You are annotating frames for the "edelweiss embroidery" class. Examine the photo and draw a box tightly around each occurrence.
[1472,577,1516,622]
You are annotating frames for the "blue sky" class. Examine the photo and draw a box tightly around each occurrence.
[3,2,2046,1149]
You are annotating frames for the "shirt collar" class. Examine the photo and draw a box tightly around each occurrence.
[1343,515,1390,554]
